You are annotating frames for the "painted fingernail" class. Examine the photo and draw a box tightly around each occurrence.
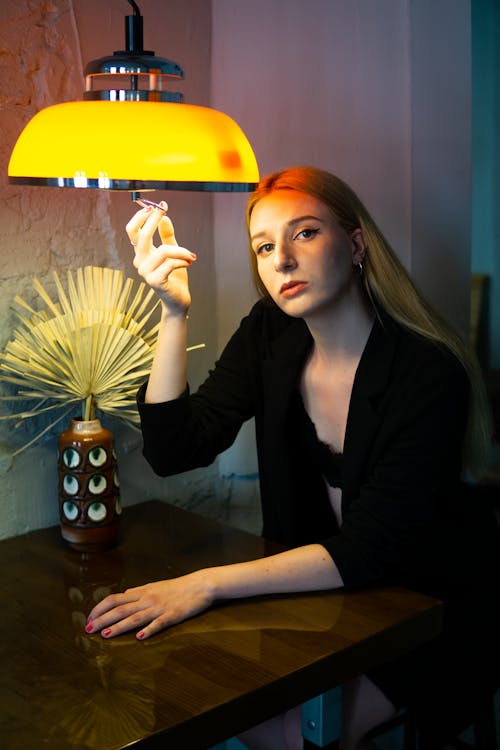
[137,631,145,640]
[102,628,112,637]
[85,622,93,633]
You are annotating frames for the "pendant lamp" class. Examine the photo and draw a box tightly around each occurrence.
[8,0,259,193]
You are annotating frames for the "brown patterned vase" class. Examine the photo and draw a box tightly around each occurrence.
[58,418,121,551]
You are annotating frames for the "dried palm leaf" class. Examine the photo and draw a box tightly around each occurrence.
[0,266,204,456]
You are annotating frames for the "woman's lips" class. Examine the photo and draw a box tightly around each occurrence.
[279,281,308,299]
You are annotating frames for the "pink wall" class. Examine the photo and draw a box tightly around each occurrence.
[212,0,471,341]
[211,0,472,476]
[0,0,473,536]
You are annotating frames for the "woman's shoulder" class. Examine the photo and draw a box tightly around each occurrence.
[376,310,469,388]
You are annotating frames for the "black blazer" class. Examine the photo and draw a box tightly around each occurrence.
[138,299,499,599]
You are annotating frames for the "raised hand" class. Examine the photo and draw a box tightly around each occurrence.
[126,201,197,316]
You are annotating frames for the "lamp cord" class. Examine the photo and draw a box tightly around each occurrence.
[124,0,145,54]
[127,0,141,16]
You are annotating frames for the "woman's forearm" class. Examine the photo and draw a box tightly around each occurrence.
[202,544,344,600]
[145,307,188,403]
[86,544,343,640]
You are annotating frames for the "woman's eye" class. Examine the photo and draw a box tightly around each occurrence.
[296,228,319,240]
[255,243,274,255]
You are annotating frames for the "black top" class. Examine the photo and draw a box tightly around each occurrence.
[296,391,344,489]
[138,300,499,596]
[137,299,500,740]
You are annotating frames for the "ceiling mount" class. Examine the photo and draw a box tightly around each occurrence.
[84,0,184,103]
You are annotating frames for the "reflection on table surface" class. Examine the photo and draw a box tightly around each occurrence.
[0,500,442,750]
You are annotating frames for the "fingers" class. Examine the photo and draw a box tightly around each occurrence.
[85,589,153,639]
[132,247,196,300]
[87,589,137,621]
[139,201,170,254]
[126,201,195,287]
[125,205,155,249]
[126,201,171,259]
[85,591,175,641]
[84,575,212,641]
[158,214,177,247]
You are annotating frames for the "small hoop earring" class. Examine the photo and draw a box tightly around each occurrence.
[358,261,363,275]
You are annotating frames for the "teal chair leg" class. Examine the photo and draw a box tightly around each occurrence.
[301,688,342,747]
[209,738,247,749]
[210,689,342,749]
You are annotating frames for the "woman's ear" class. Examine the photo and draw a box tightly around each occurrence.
[351,228,367,266]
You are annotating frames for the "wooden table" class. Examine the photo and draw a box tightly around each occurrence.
[0,500,442,749]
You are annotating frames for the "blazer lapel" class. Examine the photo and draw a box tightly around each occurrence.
[257,311,399,513]
[260,317,312,424]
[258,318,313,542]
[342,315,398,501]
[259,313,398,451]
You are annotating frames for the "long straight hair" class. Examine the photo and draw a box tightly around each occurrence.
[246,166,492,477]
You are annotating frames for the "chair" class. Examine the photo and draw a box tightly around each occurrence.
[301,685,498,749]
[210,688,498,749]
[366,692,498,750]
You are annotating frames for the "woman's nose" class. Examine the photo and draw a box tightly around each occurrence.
[273,240,297,272]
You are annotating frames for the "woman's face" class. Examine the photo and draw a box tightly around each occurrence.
[249,190,364,320]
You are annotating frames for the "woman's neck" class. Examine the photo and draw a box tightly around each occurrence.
[304,289,375,363]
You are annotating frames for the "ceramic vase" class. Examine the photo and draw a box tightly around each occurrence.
[57,418,121,551]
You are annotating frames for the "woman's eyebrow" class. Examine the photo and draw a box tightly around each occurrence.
[251,215,323,242]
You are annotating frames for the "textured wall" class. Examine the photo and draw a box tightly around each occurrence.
[0,0,228,540]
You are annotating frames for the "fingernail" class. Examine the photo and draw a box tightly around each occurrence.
[85,622,94,633]
[137,631,145,640]
[102,628,112,637]
[190,252,197,260]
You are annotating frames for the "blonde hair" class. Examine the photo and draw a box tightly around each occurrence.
[246,166,492,476]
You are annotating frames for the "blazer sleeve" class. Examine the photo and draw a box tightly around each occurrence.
[136,301,271,476]
[321,335,471,590]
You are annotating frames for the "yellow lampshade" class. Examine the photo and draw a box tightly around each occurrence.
[8,0,259,193]
[8,100,259,192]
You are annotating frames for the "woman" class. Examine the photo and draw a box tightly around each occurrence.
[86,167,500,750]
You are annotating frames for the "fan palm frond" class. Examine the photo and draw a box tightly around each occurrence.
[0,266,204,456]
